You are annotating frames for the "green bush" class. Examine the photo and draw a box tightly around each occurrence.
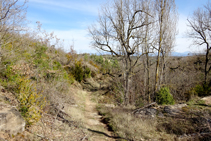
[0,65,21,92]
[18,77,46,126]
[84,54,89,61]
[156,87,175,105]
[71,60,91,82]
[72,60,84,82]
[52,61,61,70]
[194,84,211,96]
[111,59,119,68]
[35,45,48,58]
[33,45,49,69]
[0,65,46,126]
[62,70,75,84]
[84,67,91,78]
[90,54,104,64]
[90,55,120,74]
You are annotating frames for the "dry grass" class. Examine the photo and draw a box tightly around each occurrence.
[98,106,176,141]
[67,87,88,123]
[7,86,90,141]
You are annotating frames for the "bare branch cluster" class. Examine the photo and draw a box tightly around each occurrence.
[89,0,154,58]
[89,0,178,105]
[187,1,211,84]
[0,0,27,47]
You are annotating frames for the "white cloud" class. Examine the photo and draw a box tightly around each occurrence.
[52,15,198,54]
[174,13,204,53]
[27,0,205,54]
[175,12,209,53]
[177,14,188,38]
[175,38,191,52]
[29,0,99,16]
[50,29,94,53]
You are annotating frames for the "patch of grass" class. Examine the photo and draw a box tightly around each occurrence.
[157,117,196,135]
[187,97,206,106]
[97,105,175,140]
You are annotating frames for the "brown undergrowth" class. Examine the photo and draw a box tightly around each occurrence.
[97,105,175,141]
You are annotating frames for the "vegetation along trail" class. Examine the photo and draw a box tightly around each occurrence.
[1,0,211,140]
[84,92,118,141]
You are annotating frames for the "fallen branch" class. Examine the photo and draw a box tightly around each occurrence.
[132,102,157,114]
[81,135,88,141]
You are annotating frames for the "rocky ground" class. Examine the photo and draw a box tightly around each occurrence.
[0,82,118,141]
[133,101,211,140]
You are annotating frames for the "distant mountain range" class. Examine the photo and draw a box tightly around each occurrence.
[82,51,200,57]
[171,51,192,56]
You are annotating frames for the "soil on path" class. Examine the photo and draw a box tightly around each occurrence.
[84,92,116,141]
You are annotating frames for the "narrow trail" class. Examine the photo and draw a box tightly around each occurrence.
[84,92,116,141]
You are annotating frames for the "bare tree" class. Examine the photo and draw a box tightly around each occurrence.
[141,0,156,103]
[154,0,177,93]
[0,0,27,49]
[187,1,211,85]
[89,0,153,105]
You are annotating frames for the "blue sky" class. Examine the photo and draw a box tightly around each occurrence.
[26,0,208,53]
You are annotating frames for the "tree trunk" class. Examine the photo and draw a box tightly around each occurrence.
[143,45,147,100]
[143,13,151,103]
[160,55,165,86]
[125,73,129,105]
[205,43,210,85]
[124,58,130,105]
[155,49,161,94]
[124,55,133,105]
[155,0,166,95]
[147,53,150,103]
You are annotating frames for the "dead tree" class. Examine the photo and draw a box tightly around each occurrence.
[141,0,156,103]
[154,0,177,94]
[89,0,154,105]
[187,1,211,85]
[0,0,27,50]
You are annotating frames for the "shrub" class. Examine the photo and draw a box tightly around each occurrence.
[0,62,46,126]
[185,87,197,101]
[71,60,91,82]
[90,54,104,64]
[111,58,119,69]
[72,60,84,82]
[194,84,211,96]
[84,54,89,61]
[156,87,175,105]
[84,67,91,78]
[33,45,50,70]
[0,64,21,92]
[90,55,120,74]
[89,60,100,70]
[53,61,62,70]
[18,77,46,126]
[66,46,77,63]
[35,45,48,58]
[63,70,75,84]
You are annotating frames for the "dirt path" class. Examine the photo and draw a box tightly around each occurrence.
[84,92,116,141]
